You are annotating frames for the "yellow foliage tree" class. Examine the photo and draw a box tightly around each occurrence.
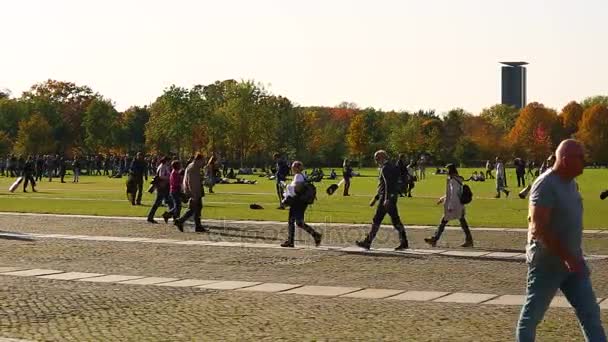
[13,113,55,156]
[346,114,368,161]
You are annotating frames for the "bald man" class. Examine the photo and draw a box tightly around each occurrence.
[516,140,606,342]
[356,150,408,251]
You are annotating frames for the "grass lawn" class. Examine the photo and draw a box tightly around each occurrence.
[0,168,607,228]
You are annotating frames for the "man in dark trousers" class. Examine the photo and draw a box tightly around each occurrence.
[342,158,353,196]
[22,156,37,192]
[130,152,148,205]
[396,154,408,197]
[274,153,290,209]
[356,150,408,251]
[515,157,527,188]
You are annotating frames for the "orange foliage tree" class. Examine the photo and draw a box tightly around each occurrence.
[507,102,561,161]
[559,101,584,137]
[576,104,608,164]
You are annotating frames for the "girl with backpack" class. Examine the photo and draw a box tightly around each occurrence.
[424,163,474,248]
[280,161,322,248]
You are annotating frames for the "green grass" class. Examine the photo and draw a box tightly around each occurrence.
[0,168,607,228]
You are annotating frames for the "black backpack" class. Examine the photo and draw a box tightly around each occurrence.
[299,181,317,205]
[460,183,473,204]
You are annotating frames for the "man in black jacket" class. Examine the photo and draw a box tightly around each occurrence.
[22,156,37,192]
[130,152,148,205]
[356,150,408,251]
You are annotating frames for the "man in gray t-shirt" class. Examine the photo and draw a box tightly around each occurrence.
[516,140,605,342]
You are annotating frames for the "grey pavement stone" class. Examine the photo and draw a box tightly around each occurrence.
[237,283,303,293]
[434,292,498,304]
[208,242,245,247]
[408,249,446,255]
[440,251,491,258]
[550,296,572,308]
[140,239,182,244]
[0,269,64,277]
[285,286,362,297]
[37,272,105,280]
[389,291,450,302]
[155,279,220,287]
[483,252,524,259]
[172,240,216,246]
[78,275,145,283]
[341,289,405,299]
[118,277,180,285]
[198,281,261,290]
[484,295,526,306]
[0,267,25,273]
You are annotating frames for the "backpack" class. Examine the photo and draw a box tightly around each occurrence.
[299,181,317,205]
[460,183,473,204]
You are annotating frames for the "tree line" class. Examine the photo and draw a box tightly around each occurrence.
[1,79,607,167]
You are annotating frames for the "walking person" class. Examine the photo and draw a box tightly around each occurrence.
[516,139,606,342]
[486,159,495,179]
[280,161,322,248]
[174,153,206,232]
[405,160,417,197]
[424,164,473,247]
[342,158,353,196]
[356,150,409,251]
[495,157,510,198]
[273,153,290,209]
[58,156,66,183]
[396,154,407,197]
[205,154,216,194]
[162,160,183,224]
[72,156,81,183]
[515,158,526,188]
[129,152,147,205]
[22,156,37,192]
[146,157,172,224]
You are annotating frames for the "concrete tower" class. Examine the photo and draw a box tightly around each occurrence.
[500,62,528,109]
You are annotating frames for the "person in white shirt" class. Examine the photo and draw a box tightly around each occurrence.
[425,164,473,247]
[495,157,510,198]
[280,161,322,248]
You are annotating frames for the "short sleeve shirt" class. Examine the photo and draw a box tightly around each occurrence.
[527,169,584,268]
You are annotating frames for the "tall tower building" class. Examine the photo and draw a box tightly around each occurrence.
[500,62,528,109]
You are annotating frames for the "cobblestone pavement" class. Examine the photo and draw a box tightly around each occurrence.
[2,214,608,340]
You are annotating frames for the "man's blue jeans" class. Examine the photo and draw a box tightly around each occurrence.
[516,262,606,342]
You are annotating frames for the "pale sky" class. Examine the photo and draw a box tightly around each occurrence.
[1,0,607,113]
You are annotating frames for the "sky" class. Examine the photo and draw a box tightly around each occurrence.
[1,0,607,114]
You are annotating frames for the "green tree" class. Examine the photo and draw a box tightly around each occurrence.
[120,106,150,152]
[83,98,119,152]
[581,95,608,110]
[13,113,55,155]
[0,131,12,155]
[479,104,519,134]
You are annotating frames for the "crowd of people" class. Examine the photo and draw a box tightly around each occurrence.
[2,139,607,340]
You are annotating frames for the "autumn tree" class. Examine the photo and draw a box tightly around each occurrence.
[346,114,368,164]
[507,102,561,161]
[13,113,55,155]
[576,104,608,164]
[21,80,97,153]
[559,101,584,137]
[0,131,12,155]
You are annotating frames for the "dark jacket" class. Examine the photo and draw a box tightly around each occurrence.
[130,159,147,179]
[276,159,289,182]
[376,161,400,202]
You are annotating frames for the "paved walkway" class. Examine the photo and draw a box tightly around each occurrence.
[3,230,608,262]
[1,265,601,310]
[2,211,607,234]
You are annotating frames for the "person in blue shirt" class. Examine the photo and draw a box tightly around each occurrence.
[516,140,606,342]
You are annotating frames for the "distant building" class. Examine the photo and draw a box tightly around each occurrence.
[500,62,528,109]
